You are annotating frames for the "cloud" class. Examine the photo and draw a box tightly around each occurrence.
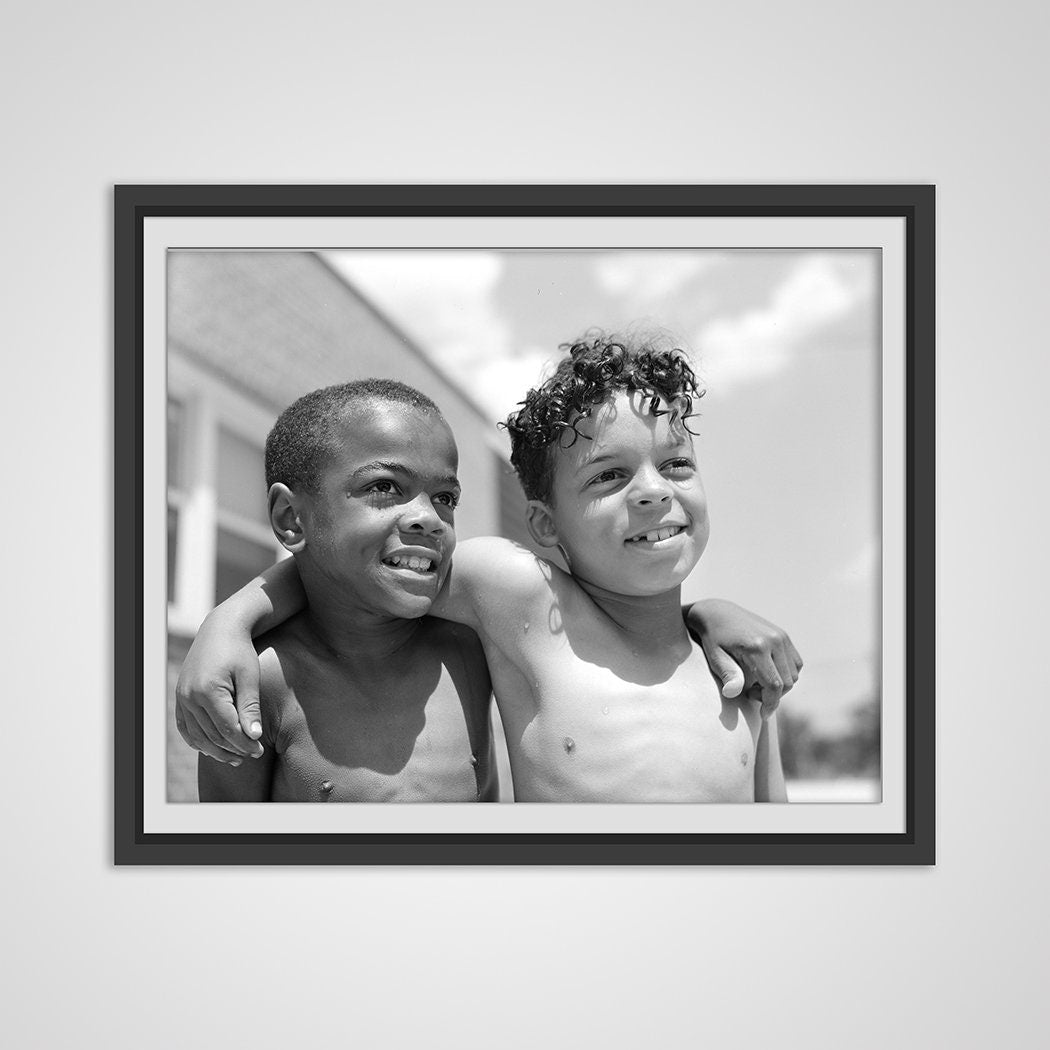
[324,251,567,429]
[324,250,514,371]
[593,251,724,305]
[696,253,874,393]
[322,249,875,440]
[473,348,559,428]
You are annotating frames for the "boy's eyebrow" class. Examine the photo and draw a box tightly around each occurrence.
[574,435,691,473]
[574,451,617,474]
[350,461,460,488]
[350,460,410,478]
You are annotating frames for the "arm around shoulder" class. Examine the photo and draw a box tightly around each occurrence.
[196,647,284,801]
[432,536,556,629]
[685,598,803,713]
[174,558,308,762]
[219,556,308,637]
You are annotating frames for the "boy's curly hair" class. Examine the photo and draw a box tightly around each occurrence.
[503,332,704,503]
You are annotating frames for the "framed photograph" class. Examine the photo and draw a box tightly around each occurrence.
[114,184,934,864]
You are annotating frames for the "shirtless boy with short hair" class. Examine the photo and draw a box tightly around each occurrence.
[184,336,801,802]
[198,379,498,801]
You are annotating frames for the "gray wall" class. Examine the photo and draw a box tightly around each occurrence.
[8,2,1047,1047]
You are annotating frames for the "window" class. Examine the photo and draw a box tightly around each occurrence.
[217,426,269,527]
[214,426,276,605]
[167,364,280,634]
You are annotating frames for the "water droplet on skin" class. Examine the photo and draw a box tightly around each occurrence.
[321,780,334,793]
[563,737,575,754]
[602,706,609,715]
[740,753,749,767]
[523,623,530,632]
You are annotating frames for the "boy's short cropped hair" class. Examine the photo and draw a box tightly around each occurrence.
[504,331,704,504]
[265,378,441,492]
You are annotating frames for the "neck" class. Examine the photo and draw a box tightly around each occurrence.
[298,574,422,661]
[304,607,422,661]
[575,577,687,640]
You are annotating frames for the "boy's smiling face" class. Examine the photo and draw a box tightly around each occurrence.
[531,389,709,597]
[295,401,460,620]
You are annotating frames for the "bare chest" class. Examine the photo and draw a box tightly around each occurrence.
[494,633,761,802]
[267,662,492,802]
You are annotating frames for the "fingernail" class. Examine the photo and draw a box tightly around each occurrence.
[250,721,262,737]
[231,760,242,767]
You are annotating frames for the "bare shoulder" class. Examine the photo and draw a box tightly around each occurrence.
[431,536,571,629]
[453,536,568,609]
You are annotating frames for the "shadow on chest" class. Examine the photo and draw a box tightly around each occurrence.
[277,651,483,776]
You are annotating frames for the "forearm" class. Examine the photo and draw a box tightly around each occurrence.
[683,598,746,635]
[684,598,802,712]
[754,713,788,803]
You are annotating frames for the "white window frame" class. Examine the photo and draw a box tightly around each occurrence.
[167,355,282,636]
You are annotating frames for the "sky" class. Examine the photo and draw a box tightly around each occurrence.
[324,249,880,733]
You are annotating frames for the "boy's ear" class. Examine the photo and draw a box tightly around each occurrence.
[526,500,560,549]
[269,483,306,553]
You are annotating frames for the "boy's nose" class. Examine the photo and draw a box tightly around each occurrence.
[631,470,673,505]
[400,493,445,534]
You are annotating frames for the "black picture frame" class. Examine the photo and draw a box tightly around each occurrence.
[114,184,934,865]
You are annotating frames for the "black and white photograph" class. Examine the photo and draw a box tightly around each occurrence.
[167,248,879,807]
[17,3,1050,1046]
[116,186,931,863]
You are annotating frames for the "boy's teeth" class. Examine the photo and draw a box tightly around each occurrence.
[386,555,434,572]
[629,526,681,543]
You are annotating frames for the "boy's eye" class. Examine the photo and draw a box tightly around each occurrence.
[435,492,459,508]
[663,458,694,474]
[588,469,620,486]
[367,480,401,496]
